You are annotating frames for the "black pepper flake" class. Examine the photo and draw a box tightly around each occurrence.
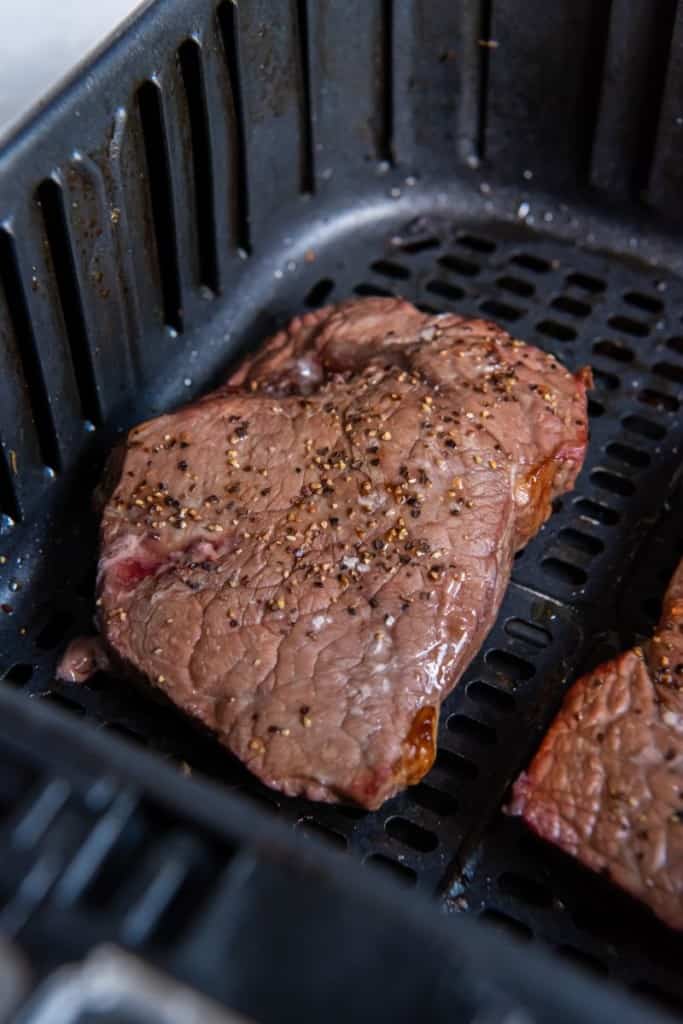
[229,618,238,627]
[445,439,456,449]
[370,458,380,466]
[330,517,339,527]
[177,460,189,471]
[411,509,421,519]
[261,487,271,496]
[369,596,379,608]
[665,749,676,761]
[347,606,357,616]
[179,441,190,449]
[235,424,248,438]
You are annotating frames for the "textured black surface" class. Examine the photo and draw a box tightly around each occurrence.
[0,0,682,1019]
[0,683,674,1024]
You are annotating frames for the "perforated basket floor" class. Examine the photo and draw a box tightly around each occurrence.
[1,0,683,1017]
[2,213,682,1013]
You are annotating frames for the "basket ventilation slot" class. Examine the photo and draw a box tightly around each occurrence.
[217,1,250,253]
[137,81,183,331]
[178,39,219,294]
[0,228,60,473]
[37,179,101,426]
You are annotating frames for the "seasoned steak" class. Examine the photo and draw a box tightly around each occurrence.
[59,298,589,809]
[510,560,683,930]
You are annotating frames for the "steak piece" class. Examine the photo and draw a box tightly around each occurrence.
[509,560,683,930]
[59,298,589,809]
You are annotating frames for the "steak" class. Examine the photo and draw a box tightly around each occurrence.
[59,298,590,809]
[509,560,683,930]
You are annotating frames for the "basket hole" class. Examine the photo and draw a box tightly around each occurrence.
[3,663,33,685]
[622,413,666,439]
[37,610,75,650]
[623,290,662,314]
[335,803,367,820]
[480,299,523,322]
[574,498,620,526]
[551,295,590,317]
[541,557,587,586]
[496,275,534,298]
[511,253,550,273]
[590,468,635,496]
[467,680,515,712]
[354,282,394,298]
[365,854,417,885]
[631,982,683,1018]
[42,691,86,715]
[432,747,478,781]
[536,319,576,341]
[426,279,465,302]
[82,805,158,909]
[638,388,679,412]
[370,259,410,280]
[385,816,438,852]
[666,336,683,356]
[101,723,148,747]
[641,595,661,624]
[592,368,619,391]
[243,789,280,814]
[397,236,439,254]
[587,398,604,417]
[178,38,219,294]
[558,528,604,557]
[137,81,183,333]
[447,714,496,744]
[608,314,649,337]
[485,649,534,682]
[305,278,335,305]
[606,442,650,468]
[479,909,533,941]
[556,945,608,977]
[592,339,634,363]
[305,277,334,307]
[566,271,605,293]
[410,783,458,816]
[503,618,551,649]
[438,253,480,276]
[456,233,495,253]
[296,817,347,848]
[0,230,61,477]
[36,179,103,426]
[498,871,552,907]
[652,360,683,385]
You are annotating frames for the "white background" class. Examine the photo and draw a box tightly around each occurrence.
[0,1,149,141]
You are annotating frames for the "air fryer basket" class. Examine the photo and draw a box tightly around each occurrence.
[0,0,683,1017]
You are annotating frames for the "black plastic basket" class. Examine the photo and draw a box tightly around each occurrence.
[0,0,682,1019]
